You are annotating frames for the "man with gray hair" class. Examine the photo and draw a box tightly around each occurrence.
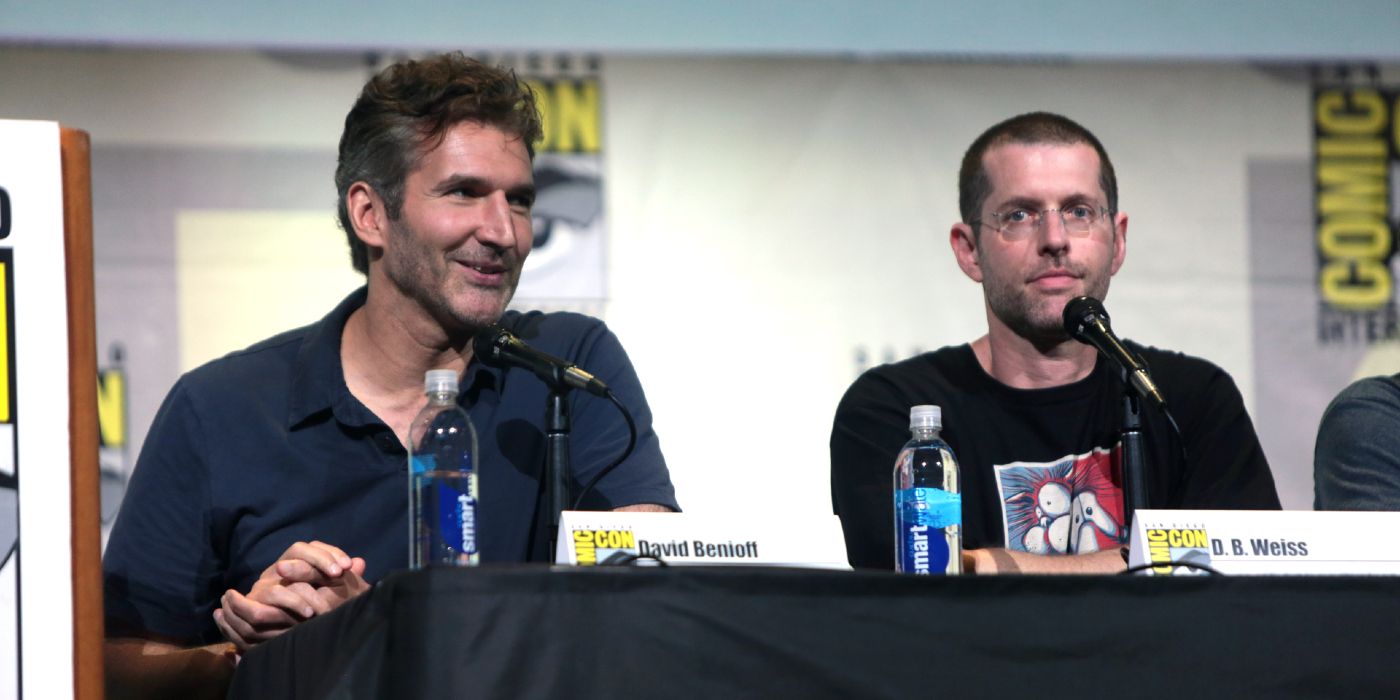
[103,53,676,698]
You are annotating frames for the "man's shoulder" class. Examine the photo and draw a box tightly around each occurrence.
[1127,341,1245,407]
[178,324,311,396]
[1130,342,1232,382]
[863,344,969,380]
[841,344,973,406]
[499,308,605,338]
[497,309,613,359]
[1321,374,1400,429]
[1332,373,1400,406]
[179,289,360,396]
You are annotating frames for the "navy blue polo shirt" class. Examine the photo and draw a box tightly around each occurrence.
[102,287,677,644]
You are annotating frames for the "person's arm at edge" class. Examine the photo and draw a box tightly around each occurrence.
[831,370,915,570]
[105,638,236,700]
[614,503,672,512]
[567,318,680,512]
[1314,376,1400,510]
[104,379,236,699]
[964,547,1126,574]
[1163,355,1280,509]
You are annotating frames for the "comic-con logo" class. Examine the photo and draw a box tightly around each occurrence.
[571,528,638,566]
[1146,527,1212,576]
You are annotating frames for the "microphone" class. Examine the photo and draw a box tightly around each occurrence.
[473,325,610,397]
[1061,296,1166,409]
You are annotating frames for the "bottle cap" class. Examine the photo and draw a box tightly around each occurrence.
[909,404,941,431]
[424,369,459,395]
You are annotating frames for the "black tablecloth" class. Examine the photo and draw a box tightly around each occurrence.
[229,566,1400,699]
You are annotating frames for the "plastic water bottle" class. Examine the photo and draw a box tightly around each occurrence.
[894,405,962,574]
[408,369,480,568]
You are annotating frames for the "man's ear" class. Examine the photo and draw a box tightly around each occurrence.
[1109,211,1128,276]
[950,222,984,283]
[346,182,389,249]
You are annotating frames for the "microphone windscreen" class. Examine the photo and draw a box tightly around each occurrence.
[1062,296,1108,341]
[472,325,510,366]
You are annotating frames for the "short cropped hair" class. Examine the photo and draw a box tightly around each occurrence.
[957,112,1117,231]
[334,52,544,273]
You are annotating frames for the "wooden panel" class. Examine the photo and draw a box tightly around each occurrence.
[60,127,102,700]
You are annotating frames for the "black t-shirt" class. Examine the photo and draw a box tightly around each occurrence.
[830,343,1280,570]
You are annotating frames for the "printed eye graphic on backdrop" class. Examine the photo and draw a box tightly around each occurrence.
[526,163,602,274]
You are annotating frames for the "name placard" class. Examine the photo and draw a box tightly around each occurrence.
[555,511,850,569]
[1128,509,1400,575]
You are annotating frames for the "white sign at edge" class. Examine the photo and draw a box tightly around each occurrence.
[1129,509,1400,575]
[0,119,76,700]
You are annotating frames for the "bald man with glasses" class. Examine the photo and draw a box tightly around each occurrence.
[830,112,1279,574]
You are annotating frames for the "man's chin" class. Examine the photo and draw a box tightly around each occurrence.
[454,309,505,333]
[998,310,1073,348]
[452,296,514,330]
[465,282,518,312]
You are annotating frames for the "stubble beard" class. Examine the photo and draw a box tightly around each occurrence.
[983,267,1112,350]
[979,234,1117,349]
[986,281,1070,348]
[382,221,522,337]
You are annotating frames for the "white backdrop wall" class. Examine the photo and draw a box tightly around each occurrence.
[601,56,1313,514]
[0,46,1391,531]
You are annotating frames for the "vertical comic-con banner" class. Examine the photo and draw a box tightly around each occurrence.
[519,55,606,314]
[97,348,127,549]
[1313,84,1399,344]
[0,120,78,700]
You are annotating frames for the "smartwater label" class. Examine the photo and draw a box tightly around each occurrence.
[411,451,473,475]
[898,487,960,528]
[897,487,961,575]
[435,480,478,556]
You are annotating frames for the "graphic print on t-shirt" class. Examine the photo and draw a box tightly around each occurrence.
[995,446,1126,554]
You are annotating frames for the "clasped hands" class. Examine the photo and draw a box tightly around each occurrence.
[212,541,371,653]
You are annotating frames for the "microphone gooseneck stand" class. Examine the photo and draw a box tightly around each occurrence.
[546,389,573,563]
[473,325,631,563]
[1119,388,1150,532]
[1063,297,1163,535]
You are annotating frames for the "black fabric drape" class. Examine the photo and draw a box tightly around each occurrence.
[231,566,1399,699]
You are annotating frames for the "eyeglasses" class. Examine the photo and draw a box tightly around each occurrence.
[973,205,1111,239]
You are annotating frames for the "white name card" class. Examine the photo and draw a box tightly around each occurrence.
[1128,509,1400,575]
[555,511,851,569]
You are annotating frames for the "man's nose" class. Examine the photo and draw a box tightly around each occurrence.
[476,191,519,249]
[1038,209,1070,253]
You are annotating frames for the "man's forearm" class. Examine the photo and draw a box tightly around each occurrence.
[105,638,237,700]
[964,547,1126,575]
[613,503,673,512]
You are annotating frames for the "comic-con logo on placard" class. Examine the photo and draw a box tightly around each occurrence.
[571,527,638,566]
[1145,527,1213,576]
[1312,82,1400,344]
